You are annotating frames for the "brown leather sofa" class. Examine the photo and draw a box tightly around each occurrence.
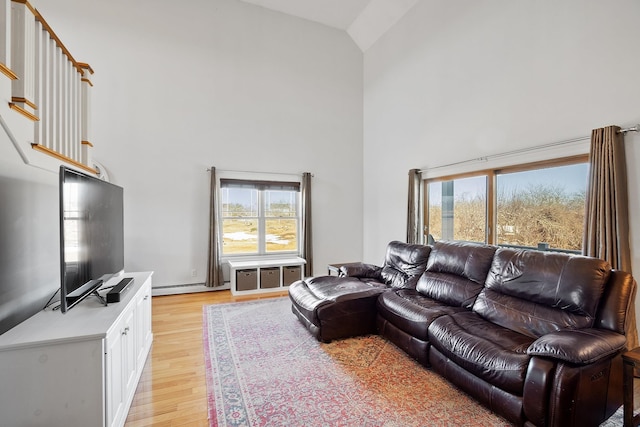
[288,240,638,427]
[289,241,431,342]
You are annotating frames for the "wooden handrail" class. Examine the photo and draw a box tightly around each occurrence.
[11,97,37,110]
[31,144,97,174]
[0,63,18,80]
[77,62,94,74]
[9,103,39,121]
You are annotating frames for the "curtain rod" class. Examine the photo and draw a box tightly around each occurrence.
[421,135,590,172]
[620,124,640,133]
[206,168,312,177]
[422,123,640,173]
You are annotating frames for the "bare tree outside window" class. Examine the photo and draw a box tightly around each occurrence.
[496,164,587,252]
[428,176,486,243]
[426,160,588,252]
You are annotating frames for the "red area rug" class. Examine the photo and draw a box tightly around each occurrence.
[203,297,517,426]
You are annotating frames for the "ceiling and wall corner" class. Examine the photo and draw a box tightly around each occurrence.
[237,0,419,51]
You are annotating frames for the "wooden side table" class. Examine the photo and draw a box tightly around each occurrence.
[623,347,640,426]
[327,263,356,276]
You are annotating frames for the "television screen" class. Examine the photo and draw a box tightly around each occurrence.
[59,166,124,312]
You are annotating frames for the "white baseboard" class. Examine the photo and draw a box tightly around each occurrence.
[151,282,230,296]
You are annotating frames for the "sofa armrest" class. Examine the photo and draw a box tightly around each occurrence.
[339,262,383,280]
[527,329,626,365]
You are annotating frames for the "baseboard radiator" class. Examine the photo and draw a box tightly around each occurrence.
[152,282,230,296]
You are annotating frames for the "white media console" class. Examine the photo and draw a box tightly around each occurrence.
[0,271,153,427]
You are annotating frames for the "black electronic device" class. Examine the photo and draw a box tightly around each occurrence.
[59,166,124,313]
[106,277,134,303]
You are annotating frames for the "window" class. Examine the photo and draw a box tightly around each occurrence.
[496,163,588,252]
[220,179,300,256]
[425,157,588,253]
[427,175,487,243]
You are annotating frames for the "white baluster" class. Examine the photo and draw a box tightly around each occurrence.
[73,67,80,161]
[47,35,56,152]
[33,19,43,146]
[49,38,56,152]
[55,43,63,154]
[0,0,15,79]
[80,64,93,167]
[39,25,49,149]
[10,1,37,120]
[61,54,67,158]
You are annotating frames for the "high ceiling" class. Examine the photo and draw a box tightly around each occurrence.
[237,0,419,51]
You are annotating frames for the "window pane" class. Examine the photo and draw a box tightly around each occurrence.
[496,163,587,252]
[221,188,258,217]
[222,219,258,254]
[265,219,298,252]
[265,190,297,217]
[428,176,486,243]
[219,183,300,255]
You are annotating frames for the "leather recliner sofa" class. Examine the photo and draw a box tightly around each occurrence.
[289,241,431,342]
[288,240,638,427]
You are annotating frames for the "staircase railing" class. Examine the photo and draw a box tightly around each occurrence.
[1,0,95,174]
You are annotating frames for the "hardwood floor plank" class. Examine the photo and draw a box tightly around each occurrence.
[124,289,288,426]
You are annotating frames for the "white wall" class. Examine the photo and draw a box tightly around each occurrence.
[363,0,640,320]
[32,0,364,285]
[7,0,638,291]
[363,0,640,265]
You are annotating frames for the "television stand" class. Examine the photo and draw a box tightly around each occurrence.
[64,278,104,311]
[0,271,154,427]
[91,289,108,306]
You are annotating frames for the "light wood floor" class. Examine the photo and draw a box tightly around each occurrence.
[124,289,289,427]
[126,289,638,426]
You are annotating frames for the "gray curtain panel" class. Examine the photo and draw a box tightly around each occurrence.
[206,167,224,287]
[406,169,423,244]
[583,125,637,348]
[583,126,632,271]
[301,172,313,277]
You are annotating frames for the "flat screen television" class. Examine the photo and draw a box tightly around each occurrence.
[59,166,124,313]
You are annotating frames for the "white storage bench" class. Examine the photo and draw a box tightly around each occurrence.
[228,257,306,295]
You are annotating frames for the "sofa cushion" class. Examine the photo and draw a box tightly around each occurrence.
[301,275,386,302]
[429,311,535,395]
[474,248,611,337]
[379,241,431,289]
[288,276,388,342]
[416,241,497,307]
[377,289,467,340]
[528,328,627,364]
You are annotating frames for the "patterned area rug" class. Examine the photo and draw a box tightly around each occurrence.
[203,297,624,427]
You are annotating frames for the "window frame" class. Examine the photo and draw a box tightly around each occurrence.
[218,175,302,259]
[424,154,589,250]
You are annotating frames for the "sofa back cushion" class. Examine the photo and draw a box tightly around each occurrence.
[416,241,497,307]
[380,241,431,289]
[473,248,611,338]
[595,270,636,336]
